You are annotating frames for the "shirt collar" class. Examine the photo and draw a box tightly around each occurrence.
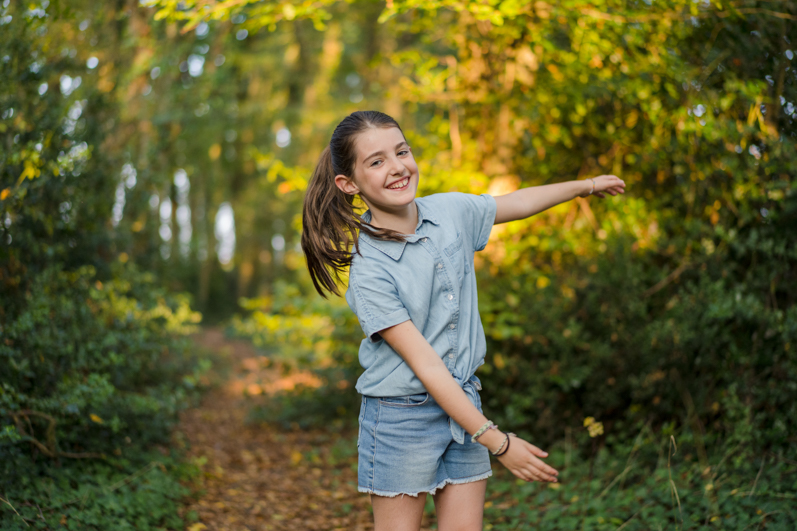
[358,199,440,261]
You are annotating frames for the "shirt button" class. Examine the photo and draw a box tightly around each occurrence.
[447,294,453,300]
[449,323,456,330]
[421,238,427,242]
[449,354,454,359]
[437,263,443,269]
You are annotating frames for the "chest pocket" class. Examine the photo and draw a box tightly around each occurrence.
[444,230,469,282]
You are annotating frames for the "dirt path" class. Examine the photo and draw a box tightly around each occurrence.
[174,328,437,530]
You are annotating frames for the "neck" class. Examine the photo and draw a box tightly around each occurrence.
[367,200,418,235]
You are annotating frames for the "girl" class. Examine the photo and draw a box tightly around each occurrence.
[301,111,625,531]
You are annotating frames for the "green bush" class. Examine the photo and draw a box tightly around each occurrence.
[0,263,204,467]
[477,186,797,455]
[0,262,208,528]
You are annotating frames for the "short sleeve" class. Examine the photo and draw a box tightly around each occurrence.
[450,192,497,252]
[345,265,411,342]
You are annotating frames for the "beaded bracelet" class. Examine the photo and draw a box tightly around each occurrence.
[471,420,497,443]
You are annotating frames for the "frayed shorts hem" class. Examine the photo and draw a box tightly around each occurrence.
[358,469,492,498]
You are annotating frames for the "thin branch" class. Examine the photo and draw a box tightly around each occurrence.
[0,496,30,528]
[643,262,691,297]
[7,410,106,460]
[617,504,651,531]
[104,461,159,493]
[748,458,766,498]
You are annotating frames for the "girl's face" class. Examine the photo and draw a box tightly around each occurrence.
[335,126,419,215]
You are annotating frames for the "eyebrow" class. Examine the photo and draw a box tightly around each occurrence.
[363,141,409,164]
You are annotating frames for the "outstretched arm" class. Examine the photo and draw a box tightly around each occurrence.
[493,175,626,225]
[379,320,558,483]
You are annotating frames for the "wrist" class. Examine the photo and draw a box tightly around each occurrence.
[580,179,594,198]
[478,429,506,452]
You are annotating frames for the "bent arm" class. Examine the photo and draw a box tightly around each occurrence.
[493,175,625,224]
[378,320,507,453]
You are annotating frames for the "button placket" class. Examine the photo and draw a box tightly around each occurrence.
[429,239,459,358]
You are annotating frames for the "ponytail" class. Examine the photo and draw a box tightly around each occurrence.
[301,111,407,297]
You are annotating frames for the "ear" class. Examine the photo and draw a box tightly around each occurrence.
[334,174,360,196]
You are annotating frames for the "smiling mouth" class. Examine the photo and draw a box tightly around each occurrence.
[387,177,410,190]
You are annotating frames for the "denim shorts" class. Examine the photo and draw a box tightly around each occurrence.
[356,391,492,497]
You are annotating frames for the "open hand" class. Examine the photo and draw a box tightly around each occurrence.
[580,174,626,198]
[496,435,559,483]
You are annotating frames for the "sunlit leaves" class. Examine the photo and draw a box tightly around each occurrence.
[146,0,336,33]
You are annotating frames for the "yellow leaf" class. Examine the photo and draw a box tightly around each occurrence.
[187,524,207,531]
[290,451,303,465]
[18,161,39,184]
[208,144,221,161]
[90,414,104,424]
[0,188,9,200]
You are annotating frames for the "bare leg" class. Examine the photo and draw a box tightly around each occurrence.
[433,479,487,531]
[371,493,427,531]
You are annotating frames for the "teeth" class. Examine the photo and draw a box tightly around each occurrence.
[388,177,409,189]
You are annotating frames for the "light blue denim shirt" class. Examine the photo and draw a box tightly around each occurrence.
[345,192,497,442]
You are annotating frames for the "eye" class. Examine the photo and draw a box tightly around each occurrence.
[370,159,382,167]
[397,149,409,156]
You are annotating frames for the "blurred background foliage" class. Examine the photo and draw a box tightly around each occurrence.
[1,0,795,528]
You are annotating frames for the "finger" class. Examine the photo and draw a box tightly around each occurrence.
[527,465,556,482]
[526,444,549,458]
[532,464,558,482]
[530,456,559,476]
[514,469,533,482]
[527,468,555,482]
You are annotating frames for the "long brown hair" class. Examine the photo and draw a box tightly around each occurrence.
[301,111,407,297]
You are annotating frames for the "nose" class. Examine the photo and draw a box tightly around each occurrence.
[386,153,406,175]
